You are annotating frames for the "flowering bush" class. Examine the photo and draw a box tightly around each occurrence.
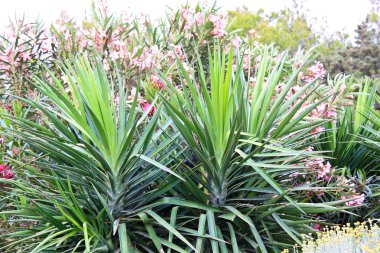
[0,1,232,111]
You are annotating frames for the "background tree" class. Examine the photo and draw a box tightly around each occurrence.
[320,13,380,79]
[227,2,318,52]
[319,0,380,81]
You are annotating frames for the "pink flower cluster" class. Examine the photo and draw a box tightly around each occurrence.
[171,7,209,39]
[300,61,326,82]
[168,45,185,61]
[141,102,156,116]
[310,102,337,119]
[194,12,205,26]
[114,87,156,117]
[309,101,337,134]
[0,20,48,78]
[285,85,306,100]
[289,147,366,206]
[276,61,343,136]
[337,176,366,206]
[0,164,15,179]
[181,8,205,31]
[129,47,160,70]
[297,147,333,181]
[123,87,156,116]
[1,2,235,101]
[150,74,164,89]
[232,35,242,48]
[243,54,250,69]
[305,157,332,181]
[209,14,228,38]
[341,194,365,206]
[53,10,161,73]
[281,85,327,135]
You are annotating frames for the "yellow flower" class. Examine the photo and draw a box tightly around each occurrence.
[288,220,380,253]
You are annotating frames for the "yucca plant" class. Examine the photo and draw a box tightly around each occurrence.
[300,76,380,224]
[361,92,380,153]
[160,46,350,252]
[358,93,380,219]
[314,77,379,175]
[0,57,186,252]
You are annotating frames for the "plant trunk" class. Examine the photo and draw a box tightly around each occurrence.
[210,182,227,206]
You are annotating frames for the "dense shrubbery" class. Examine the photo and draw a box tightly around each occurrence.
[0,1,379,252]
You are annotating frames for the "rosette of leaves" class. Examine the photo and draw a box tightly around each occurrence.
[0,57,188,252]
[160,45,350,252]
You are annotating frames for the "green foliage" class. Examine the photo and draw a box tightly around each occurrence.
[0,57,181,251]
[228,6,318,51]
[0,47,354,252]
[160,46,349,252]
[314,77,379,175]
[0,1,379,252]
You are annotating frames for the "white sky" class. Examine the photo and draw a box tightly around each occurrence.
[0,0,373,38]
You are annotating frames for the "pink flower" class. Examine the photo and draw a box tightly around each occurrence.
[173,45,184,60]
[0,164,9,172]
[289,172,299,178]
[181,8,193,20]
[301,61,326,82]
[181,62,193,80]
[13,147,19,155]
[127,87,141,101]
[339,84,347,93]
[184,21,193,30]
[304,155,332,181]
[232,36,242,48]
[243,54,250,69]
[248,29,256,37]
[150,74,164,89]
[305,146,314,152]
[285,85,306,100]
[325,110,337,118]
[310,101,337,120]
[342,194,365,206]
[313,224,321,231]
[103,60,110,71]
[141,102,156,116]
[194,12,204,26]
[310,126,324,135]
[3,170,15,179]
[316,192,325,199]
[317,162,331,180]
[19,52,31,61]
[275,83,284,93]
[151,45,159,55]
[209,14,227,38]
[0,164,14,179]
